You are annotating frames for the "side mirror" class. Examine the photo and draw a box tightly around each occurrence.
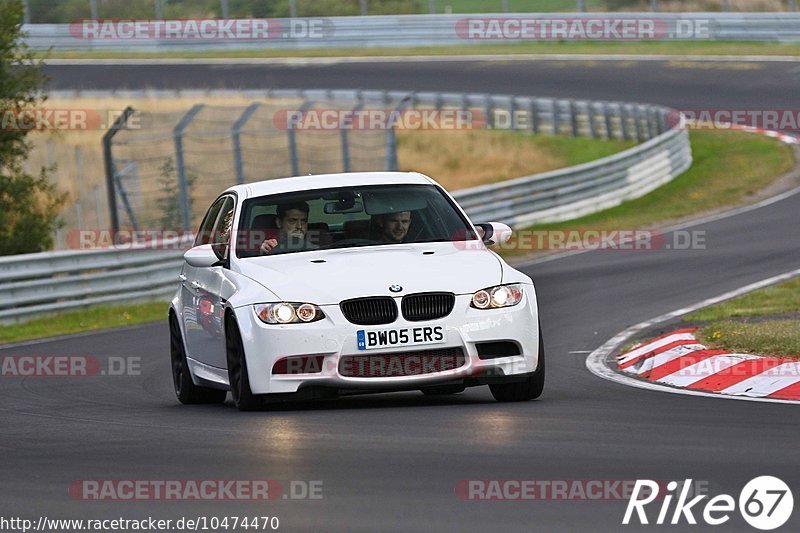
[184,244,224,268]
[476,222,513,247]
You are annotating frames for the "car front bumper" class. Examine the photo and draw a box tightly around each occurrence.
[232,287,541,396]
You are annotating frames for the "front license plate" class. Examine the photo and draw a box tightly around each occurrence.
[357,326,445,351]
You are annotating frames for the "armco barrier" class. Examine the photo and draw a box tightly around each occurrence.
[0,89,691,323]
[22,13,800,52]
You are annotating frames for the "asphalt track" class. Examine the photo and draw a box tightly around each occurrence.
[1,58,799,532]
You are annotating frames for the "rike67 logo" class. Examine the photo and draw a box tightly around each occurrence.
[624,477,793,530]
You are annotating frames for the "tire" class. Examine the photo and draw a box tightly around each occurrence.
[169,314,227,405]
[421,384,466,396]
[225,316,264,411]
[489,326,546,402]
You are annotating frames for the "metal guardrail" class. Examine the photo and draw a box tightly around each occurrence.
[454,126,691,227]
[22,13,800,51]
[0,89,691,323]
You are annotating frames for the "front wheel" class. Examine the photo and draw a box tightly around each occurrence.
[489,326,545,402]
[225,317,264,411]
[169,314,226,405]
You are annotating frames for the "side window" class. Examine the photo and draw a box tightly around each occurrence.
[194,198,226,246]
[211,197,236,245]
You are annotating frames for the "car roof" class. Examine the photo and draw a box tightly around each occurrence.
[225,172,438,200]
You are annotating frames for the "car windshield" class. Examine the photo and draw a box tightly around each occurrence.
[235,184,478,258]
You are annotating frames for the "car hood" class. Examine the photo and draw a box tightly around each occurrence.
[235,242,503,305]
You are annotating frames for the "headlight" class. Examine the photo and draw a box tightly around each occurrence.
[471,284,523,309]
[254,303,325,324]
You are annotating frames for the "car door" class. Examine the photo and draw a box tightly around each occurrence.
[182,196,234,368]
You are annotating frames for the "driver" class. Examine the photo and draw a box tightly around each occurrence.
[375,211,412,244]
[259,201,319,254]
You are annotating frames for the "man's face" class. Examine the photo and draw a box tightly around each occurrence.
[381,212,411,243]
[277,208,308,240]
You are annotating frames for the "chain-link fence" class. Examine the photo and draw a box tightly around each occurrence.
[107,92,388,231]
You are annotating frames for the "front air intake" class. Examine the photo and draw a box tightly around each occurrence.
[340,297,398,325]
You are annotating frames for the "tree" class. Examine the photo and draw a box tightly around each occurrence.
[0,0,66,255]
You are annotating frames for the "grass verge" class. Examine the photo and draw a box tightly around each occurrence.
[684,277,800,358]
[398,130,634,190]
[0,301,168,345]
[42,41,800,60]
[500,129,796,257]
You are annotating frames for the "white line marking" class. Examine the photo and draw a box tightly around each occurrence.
[720,363,800,397]
[618,332,697,365]
[585,268,800,405]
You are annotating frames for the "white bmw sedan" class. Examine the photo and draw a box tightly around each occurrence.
[169,172,544,410]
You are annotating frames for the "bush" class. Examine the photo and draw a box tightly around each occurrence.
[0,0,66,255]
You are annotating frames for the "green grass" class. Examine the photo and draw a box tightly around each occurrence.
[42,40,800,60]
[698,320,800,358]
[685,277,800,358]
[0,301,168,345]
[521,129,794,232]
[534,134,638,166]
[686,278,800,322]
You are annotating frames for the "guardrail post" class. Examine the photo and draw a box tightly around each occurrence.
[632,105,644,143]
[657,109,667,134]
[102,106,135,240]
[587,102,598,139]
[577,0,586,12]
[385,93,413,171]
[290,0,298,17]
[220,0,229,18]
[528,98,539,134]
[647,107,658,139]
[484,95,494,129]
[428,0,436,13]
[509,97,518,130]
[75,147,84,230]
[620,105,631,141]
[359,0,367,15]
[650,0,658,11]
[603,103,614,139]
[232,103,261,185]
[174,104,204,231]
[89,0,98,19]
[288,99,313,177]
[792,0,798,12]
[569,100,579,137]
[342,96,363,172]
[552,100,560,135]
